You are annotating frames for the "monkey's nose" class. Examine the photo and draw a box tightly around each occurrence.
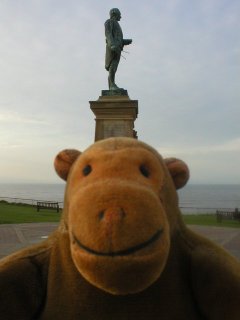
[98,207,126,222]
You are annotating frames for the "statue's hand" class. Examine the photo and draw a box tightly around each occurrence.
[123,39,132,46]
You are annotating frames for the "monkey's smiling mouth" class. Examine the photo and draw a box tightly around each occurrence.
[72,229,163,257]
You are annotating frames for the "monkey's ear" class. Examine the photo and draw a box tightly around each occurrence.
[164,158,190,190]
[54,149,81,181]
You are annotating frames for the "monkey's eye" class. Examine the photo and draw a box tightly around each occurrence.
[82,165,92,176]
[139,165,150,178]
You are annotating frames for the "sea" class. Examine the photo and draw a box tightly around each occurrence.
[0,183,240,214]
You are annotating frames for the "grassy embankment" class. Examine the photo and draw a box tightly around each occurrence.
[182,214,240,228]
[0,201,61,224]
[0,201,239,227]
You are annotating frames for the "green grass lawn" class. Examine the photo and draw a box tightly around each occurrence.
[0,201,61,224]
[0,201,240,227]
[182,214,240,228]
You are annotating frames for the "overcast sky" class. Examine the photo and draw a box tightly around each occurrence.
[0,0,239,184]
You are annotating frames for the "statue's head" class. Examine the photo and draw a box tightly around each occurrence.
[110,8,121,21]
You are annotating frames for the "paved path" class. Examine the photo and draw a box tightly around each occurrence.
[0,223,239,260]
[0,223,59,259]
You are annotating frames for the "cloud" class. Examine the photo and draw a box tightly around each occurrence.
[0,142,23,149]
[0,112,48,125]
[158,137,240,157]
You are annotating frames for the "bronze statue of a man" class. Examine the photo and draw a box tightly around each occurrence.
[105,8,132,91]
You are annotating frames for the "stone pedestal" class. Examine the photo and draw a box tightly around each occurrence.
[90,93,138,141]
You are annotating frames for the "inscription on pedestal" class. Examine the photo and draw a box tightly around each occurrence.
[102,120,131,139]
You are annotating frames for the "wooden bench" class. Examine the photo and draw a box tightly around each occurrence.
[37,201,60,213]
[216,209,240,222]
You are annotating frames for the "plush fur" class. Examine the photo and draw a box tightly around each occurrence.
[0,137,239,319]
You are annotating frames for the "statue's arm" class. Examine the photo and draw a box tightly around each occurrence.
[123,39,132,46]
[105,20,115,48]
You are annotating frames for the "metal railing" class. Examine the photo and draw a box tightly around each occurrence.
[0,197,64,209]
[0,197,238,214]
[179,206,239,214]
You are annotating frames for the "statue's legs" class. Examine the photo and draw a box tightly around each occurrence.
[108,54,121,90]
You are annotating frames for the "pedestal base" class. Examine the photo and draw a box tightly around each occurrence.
[102,89,128,96]
[90,94,138,141]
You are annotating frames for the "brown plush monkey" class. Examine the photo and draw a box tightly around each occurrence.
[0,138,239,320]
